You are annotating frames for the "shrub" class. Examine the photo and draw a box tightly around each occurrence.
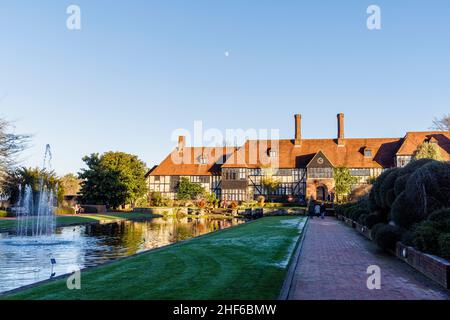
[412,207,450,259]
[351,208,368,221]
[371,223,387,240]
[197,199,206,209]
[177,177,205,200]
[413,221,441,254]
[374,224,402,252]
[393,158,434,196]
[56,207,76,215]
[438,234,450,260]
[82,206,98,213]
[364,212,384,229]
[257,196,265,207]
[428,208,450,230]
[391,191,416,228]
[230,201,238,209]
[358,214,368,225]
[149,192,173,207]
[395,161,450,229]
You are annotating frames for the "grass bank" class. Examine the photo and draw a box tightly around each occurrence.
[4,216,306,300]
[0,212,158,231]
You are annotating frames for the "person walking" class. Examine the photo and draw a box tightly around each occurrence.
[320,202,326,219]
[314,203,321,218]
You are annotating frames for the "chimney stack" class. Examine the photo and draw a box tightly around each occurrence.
[178,136,186,151]
[337,113,345,146]
[294,114,302,146]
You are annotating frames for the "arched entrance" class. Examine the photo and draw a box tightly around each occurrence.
[316,186,327,201]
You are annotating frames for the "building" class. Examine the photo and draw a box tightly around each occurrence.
[147,114,450,203]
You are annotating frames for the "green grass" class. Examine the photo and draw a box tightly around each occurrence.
[0,212,158,231]
[3,216,306,300]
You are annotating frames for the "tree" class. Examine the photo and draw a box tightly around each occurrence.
[176,177,205,200]
[59,173,81,196]
[261,167,280,202]
[78,152,148,209]
[431,114,450,131]
[3,167,63,205]
[333,167,357,202]
[0,118,30,184]
[414,142,444,161]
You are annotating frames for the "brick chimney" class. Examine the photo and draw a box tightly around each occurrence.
[177,136,186,151]
[294,114,302,146]
[337,113,345,146]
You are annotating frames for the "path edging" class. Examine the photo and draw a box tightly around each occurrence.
[278,218,309,300]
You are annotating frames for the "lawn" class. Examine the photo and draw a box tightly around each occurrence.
[0,212,158,231]
[3,216,307,300]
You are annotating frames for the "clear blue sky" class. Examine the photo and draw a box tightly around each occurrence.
[1,0,449,175]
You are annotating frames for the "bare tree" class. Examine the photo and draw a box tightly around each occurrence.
[0,118,31,177]
[431,114,450,131]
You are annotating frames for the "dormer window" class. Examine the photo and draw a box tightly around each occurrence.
[268,148,278,158]
[198,155,207,165]
[364,148,373,158]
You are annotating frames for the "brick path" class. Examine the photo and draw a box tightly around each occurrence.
[288,217,450,300]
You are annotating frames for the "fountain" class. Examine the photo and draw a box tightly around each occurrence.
[14,144,57,237]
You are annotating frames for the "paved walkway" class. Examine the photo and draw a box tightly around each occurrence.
[288,217,450,300]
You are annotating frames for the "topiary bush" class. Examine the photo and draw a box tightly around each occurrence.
[393,158,434,196]
[358,214,368,225]
[374,224,402,252]
[412,207,450,259]
[364,212,385,229]
[413,221,441,254]
[371,223,387,241]
[438,234,450,260]
[392,161,450,229]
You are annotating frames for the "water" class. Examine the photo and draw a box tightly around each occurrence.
[0,216,244,293]
[15,144,56,237]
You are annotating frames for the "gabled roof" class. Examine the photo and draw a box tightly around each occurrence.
[149,147,237,176]
[306,150,334,168]
[396,131,450,158]
[222,138,403,169]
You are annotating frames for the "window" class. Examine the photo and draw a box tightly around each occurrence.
[364,149,373,157]
[268,149,278,157]
[308,167,333,179]
[350,169,371,176]
[198,155,207,165]
[224,169,246,180]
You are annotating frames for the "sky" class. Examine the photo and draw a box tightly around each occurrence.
[1,0,449,175]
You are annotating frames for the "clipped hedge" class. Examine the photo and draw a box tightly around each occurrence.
[374,224,402,252]
[392,161,450,229]
[364,212,385,229]
[413,208,450,259]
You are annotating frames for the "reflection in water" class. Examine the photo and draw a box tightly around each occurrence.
[0,217,244,293]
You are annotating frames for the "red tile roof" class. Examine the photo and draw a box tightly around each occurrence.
[148,131,450,175]
[149,147,237,176]
[222,138,403,169]
[396,132,450,158]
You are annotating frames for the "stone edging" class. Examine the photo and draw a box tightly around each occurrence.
[337,215,450,291]
[278,218,309,300]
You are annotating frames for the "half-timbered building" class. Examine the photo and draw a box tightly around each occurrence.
[147,114,450,203]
